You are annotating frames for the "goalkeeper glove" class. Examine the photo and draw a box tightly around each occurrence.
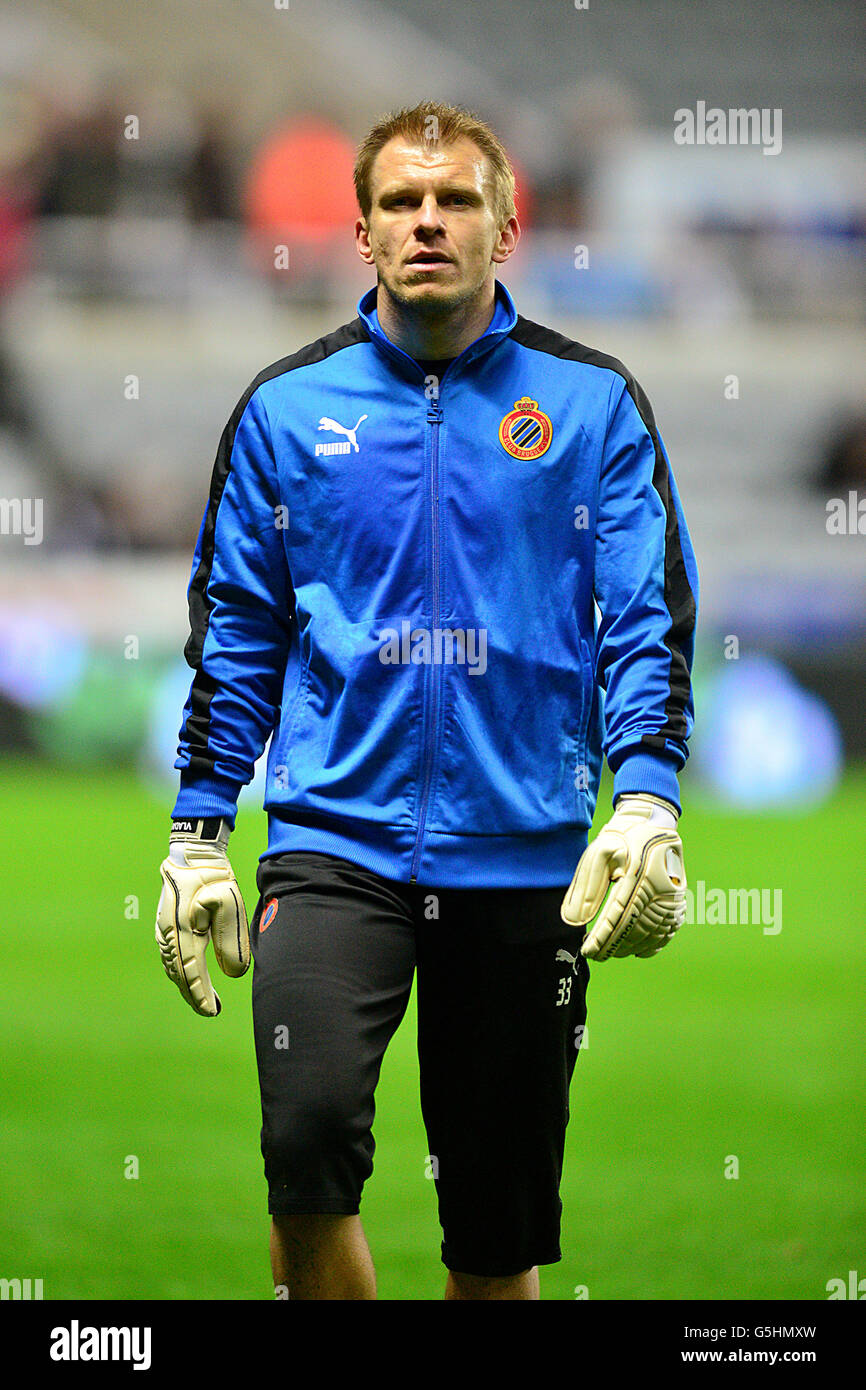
[560,793,686,961]
[155,817,250,1017]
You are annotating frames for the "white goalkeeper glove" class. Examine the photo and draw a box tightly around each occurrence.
[561,793,686,961]
[155,817,250,1017]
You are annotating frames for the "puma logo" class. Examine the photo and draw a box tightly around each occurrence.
[556,947,579,974]
[316,414,368,454]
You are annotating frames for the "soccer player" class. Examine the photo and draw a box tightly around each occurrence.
[155,100,698,1301]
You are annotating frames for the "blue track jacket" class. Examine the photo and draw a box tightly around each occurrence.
[172,281,699,887]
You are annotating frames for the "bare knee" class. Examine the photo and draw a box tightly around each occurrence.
[445,1266,539,1300]
[270,1213,375,1300]
[272,1211,355,1243]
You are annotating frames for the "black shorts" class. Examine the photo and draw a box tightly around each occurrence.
[250,850,589,1278]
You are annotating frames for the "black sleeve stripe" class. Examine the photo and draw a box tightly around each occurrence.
[509,316,697,750]
[179,316,370,775]
[180,669,218,781]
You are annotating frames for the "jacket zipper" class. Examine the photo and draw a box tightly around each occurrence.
[410,393,443,883]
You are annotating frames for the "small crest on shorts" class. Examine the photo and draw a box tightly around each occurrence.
[260,898,279,933]
[498,398,553,459]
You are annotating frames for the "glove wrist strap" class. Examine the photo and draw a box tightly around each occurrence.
[168,817,231,866]
[613,793,679,824]
[170,816,230,843]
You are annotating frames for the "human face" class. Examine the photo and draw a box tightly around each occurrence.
[356,135,517,317]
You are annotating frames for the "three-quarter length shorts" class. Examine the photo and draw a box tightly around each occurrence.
[250,849,589,1278]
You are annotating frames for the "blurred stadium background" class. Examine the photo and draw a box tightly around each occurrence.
[1,0,864,1301]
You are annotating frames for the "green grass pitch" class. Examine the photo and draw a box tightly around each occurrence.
[1,760,864,1300]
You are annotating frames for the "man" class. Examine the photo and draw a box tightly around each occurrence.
[155,100,698,1301]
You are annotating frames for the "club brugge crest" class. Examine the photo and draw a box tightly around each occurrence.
[498,398,553,459]
[260,898,279,933]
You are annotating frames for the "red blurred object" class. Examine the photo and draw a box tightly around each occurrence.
[245,118,357,243]
[509,151,533,233]
[0,193,31,290]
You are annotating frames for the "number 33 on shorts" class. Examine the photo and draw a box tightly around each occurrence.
[554,946,580,1006]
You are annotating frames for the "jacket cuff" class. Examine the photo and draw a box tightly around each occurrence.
[611,751,682,815]
[172,769,240,831]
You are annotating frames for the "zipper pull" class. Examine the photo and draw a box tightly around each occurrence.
[423,372,443,422]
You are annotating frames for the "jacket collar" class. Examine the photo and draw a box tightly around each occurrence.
[357,279,518,377]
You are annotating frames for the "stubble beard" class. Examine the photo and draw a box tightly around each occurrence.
[381,264,488,323]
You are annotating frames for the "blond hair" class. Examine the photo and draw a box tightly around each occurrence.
[354,99,516,229]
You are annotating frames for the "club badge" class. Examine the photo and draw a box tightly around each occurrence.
[260,898,279,933]
[498,398,553,460]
